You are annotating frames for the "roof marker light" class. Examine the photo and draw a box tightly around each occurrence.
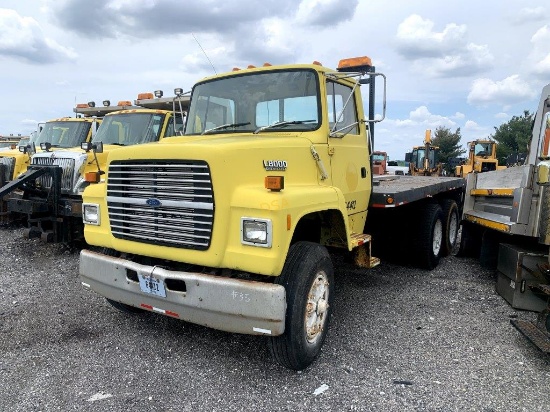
[137,92,154,100]
[337,56,373,72]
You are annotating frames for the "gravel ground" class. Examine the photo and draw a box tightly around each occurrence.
[1,226,549,412]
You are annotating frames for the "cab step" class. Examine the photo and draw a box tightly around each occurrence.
[350,233,380,269]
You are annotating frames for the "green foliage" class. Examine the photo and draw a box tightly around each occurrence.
[432,126,466,174]
[491,110,533,163]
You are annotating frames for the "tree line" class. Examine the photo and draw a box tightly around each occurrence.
[431,110,534,174]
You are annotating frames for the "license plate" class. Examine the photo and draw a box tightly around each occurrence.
[138,273,166,297]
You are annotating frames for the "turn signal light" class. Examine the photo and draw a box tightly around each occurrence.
[85,172,101,183]
[386,197,394,204]
[265,176,284,191]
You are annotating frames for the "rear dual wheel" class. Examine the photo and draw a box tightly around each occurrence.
[440,199,459,257]
[413,203,444,270]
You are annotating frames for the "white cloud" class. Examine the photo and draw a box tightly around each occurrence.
[512,7,547,25]
[296,0,359,26]
[396,14,466,58]
[467,75,536,106]
[395,14,493,77]
[390,106,457,130]
[495,112,509,119]
[409,106,457,128]
[464,120,484,131]
[528,25,550,78]
[0,8,77,63]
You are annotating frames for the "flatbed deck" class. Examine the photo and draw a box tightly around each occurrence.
[370,175,466,208]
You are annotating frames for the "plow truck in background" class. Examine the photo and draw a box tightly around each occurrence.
[0,115,100,224]
[456,83,550,354]
[0,90,190,242]
[78,56,466,370]
[455,139,506,177]
[405,129,443,176]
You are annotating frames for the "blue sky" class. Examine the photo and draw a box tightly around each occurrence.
[0,0,549,160]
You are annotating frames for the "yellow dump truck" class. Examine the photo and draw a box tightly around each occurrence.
[405,130,443,176]
[457,83,550,353]
[1,91,189,242]
[455,139,506,177]
[79,57,466,370]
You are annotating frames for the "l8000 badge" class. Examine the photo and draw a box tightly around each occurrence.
[263,160,287,171]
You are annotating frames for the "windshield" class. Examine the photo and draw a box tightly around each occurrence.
[412,148,438,168]
[93,112,165,145]
[372,154,386,161]
[474,142,492,156]
[35,121,91,148]
[185,69,320,135]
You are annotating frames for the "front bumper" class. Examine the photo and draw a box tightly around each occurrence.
[79,249,287,336]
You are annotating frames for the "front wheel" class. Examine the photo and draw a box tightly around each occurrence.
[268,241,334,370]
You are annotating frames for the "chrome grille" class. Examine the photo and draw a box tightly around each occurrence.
[107,160,214,250]
[31,156,76,191]
[0,157,16,182]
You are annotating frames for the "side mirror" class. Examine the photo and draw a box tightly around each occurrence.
[405,152,412,163]
[81,142,103,153]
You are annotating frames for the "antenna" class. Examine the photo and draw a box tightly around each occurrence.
[192,33,217,75]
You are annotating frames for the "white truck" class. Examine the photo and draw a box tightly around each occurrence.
[457,83,550,353]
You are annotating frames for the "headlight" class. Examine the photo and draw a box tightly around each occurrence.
[82,203,100,225]
[241,218,272,248]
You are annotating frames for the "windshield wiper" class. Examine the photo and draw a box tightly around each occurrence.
[253,120,316,134]
[202,122,251,135]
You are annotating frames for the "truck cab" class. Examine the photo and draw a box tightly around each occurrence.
[0,117,98,224]
[3,92,189,242]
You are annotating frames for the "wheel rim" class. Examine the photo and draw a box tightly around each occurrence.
[448,211,458,247]
[305,271,330,344]
[433,219,443,256]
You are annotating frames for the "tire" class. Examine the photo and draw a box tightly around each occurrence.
[268,241,334,370]
[440,199,459,257]
[413,203,444,270]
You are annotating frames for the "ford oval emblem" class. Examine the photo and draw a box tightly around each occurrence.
[146,198,162,207]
